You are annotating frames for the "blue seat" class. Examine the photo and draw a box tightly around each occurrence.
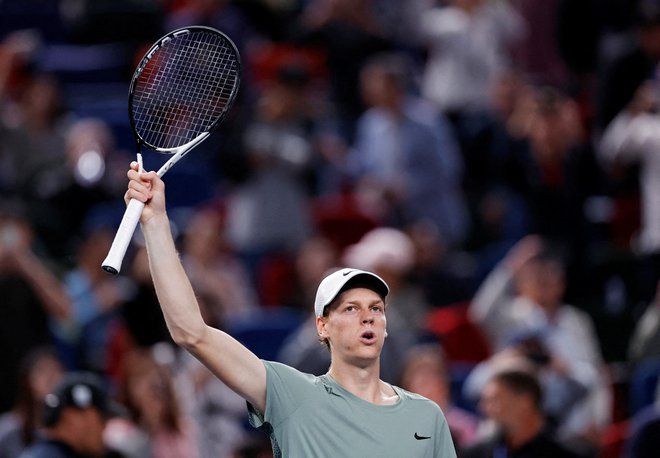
[227,307,305,361]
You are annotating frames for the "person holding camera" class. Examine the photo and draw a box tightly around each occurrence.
[467,235,610,453]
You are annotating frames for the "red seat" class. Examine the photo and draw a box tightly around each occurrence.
[425,302,491,363]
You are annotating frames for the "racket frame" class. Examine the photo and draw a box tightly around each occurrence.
[102,26,240,274]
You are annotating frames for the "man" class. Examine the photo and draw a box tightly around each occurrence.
[122,162,456,457]
[19,372,124,458]
[462,369,583,458]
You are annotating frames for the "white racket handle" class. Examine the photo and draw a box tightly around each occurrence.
[101,198,145,274]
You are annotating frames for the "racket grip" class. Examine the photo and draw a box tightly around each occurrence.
[101,198,145,274]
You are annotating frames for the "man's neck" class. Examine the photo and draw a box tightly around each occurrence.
[327,360,398,405]
[505,414,544,450]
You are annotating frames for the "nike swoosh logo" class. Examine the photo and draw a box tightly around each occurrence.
[342,270,355,276]
[414,433,431,440]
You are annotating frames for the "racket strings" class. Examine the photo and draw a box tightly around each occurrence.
[132,30,239,150]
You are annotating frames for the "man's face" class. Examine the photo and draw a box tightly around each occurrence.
[317,288,387,365]
[76,408,107,456]
[479,380,522,431]
[515,260,565,309]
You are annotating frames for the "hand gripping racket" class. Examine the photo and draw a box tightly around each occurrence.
[102,26,241,274]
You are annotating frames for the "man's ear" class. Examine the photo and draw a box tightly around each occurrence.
[316,316,328,338]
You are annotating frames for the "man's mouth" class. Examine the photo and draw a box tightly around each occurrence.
[359,330,376,344]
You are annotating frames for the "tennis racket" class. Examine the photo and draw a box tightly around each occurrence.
[102,26,241,274]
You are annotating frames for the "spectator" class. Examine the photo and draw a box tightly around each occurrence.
[0,203,70,412]
[106,347,198,458]
[417,0,525,120]
[595,0,660,131]
[468,235,611,449]
[296,0,394,140]
[225,66,315,262]
[181,352,252,458]
[599,79,660,303]
[349,52,470,246]
[515,86,606,283]
[19,372,125,458]
[462,334,591,449]
[49,225,128,372]
[181,205,257,327]
[462,369,584,458]
[29,117,127,261]
[0,347,64,458]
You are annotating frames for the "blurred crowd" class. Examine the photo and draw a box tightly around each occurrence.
[3,0,660,456]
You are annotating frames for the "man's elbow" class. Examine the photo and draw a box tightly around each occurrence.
[169,323,208,351]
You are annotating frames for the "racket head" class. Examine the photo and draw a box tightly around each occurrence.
[128,26,241,153]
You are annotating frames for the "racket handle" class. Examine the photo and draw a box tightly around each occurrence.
[101,198,145,274]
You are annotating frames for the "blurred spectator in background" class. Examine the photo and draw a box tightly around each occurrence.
[106,347,198,458]
[0,72,72,232]
[462,369,584,458]
[116,246,172,351]
[296,0,393,141]
[276,235,340,375]
[468,235,611,451]
[181,205,257,327]
[349,52,470,247]
[399,343,479,453]
[600,77,660,304]
[462,333,593,453]
[342,226,428,334]
[596,0,660,132]
[506,86,606,290]
[416,0,525,123]
[165,0,262,59]
[0,347,64,458]
[49,226,128,372]
[180,351,252,458]
[407,219,475,307]
[225,65,315,270]
[19,371,125,458]
[283,234,339,311]
[29,117,127,261]
[0,204,70,413]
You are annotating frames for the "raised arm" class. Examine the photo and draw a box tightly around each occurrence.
[124,162,267,411]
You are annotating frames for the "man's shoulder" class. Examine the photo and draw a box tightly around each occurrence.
[394,386,443,413]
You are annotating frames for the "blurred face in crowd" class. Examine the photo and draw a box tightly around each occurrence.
[360,65,401,110]
[399,348,449,408]
[515,259,565,311]
[56,406,107,456]
[479,379,528,433]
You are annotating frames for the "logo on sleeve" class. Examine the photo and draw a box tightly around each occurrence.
[414,433,431,440]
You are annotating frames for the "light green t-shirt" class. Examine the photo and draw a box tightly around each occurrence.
[248,361,457,458]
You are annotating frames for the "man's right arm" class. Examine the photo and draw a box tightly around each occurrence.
[126,164,267,412]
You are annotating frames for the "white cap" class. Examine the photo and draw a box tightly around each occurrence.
[314,268,389,317]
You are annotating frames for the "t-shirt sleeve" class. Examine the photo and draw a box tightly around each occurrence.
[247,360,318,431]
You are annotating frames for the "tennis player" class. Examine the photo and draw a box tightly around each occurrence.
[124,163,457,457]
